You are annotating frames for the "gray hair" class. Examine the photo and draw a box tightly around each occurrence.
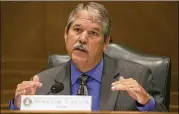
[66,2,111,42]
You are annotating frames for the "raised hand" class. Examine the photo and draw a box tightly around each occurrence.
[111,77,150,105]
[14,75,43,108]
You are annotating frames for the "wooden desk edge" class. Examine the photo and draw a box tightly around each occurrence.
[1,110,178,114]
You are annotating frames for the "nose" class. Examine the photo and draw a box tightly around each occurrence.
[79,31,88,44]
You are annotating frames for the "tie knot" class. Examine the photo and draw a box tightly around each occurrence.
[78,73,89,85]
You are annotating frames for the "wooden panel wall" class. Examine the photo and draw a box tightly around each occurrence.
[1,1,178,112]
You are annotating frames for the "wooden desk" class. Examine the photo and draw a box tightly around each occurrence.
[1,110,178,114]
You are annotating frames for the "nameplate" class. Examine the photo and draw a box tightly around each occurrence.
[20,95,92,111]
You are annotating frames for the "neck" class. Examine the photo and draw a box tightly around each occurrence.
[73,56,103,73]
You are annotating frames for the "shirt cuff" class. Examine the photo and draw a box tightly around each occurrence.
[9,99,20,110]
[136,98,156,111]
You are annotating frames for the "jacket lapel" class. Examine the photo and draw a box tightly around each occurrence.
[52,55,121,110]
[99,54,120,110]
[54,61,71,95]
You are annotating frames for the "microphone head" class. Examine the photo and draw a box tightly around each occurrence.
[50,82,64,94]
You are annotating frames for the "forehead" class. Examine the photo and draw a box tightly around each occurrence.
[71,11,102,30]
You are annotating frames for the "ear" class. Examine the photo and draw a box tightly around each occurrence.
[103,36,110,52]
[64,27,68,42]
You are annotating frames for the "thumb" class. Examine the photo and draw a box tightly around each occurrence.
[33,75,40,82]
[33,75,43,88]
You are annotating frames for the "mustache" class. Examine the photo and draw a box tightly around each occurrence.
[73,42,89,52]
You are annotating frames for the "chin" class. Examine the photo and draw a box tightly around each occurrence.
[71,53,88,63]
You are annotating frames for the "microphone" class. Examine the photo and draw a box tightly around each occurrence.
[47,82,64,95]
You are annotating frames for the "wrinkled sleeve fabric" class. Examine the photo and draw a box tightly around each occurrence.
[136,97,156,111]
[9,99,20,110]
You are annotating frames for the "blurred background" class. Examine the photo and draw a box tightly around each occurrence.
[1,1,178,112]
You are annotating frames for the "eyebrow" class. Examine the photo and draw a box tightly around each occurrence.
[91,27,100,32]
[72,24,100,32]
[72,24,81,28]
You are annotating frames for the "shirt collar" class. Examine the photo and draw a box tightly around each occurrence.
[71,59,104,85]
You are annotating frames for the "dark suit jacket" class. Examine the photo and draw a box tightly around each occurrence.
[36,54,167,111]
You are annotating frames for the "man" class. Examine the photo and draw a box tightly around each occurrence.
[9,2,167,111]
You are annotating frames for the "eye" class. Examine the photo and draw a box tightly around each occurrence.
[73,28,81,33]
[88,31,98,37]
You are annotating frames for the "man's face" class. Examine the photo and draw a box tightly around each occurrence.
[64,11,109,64]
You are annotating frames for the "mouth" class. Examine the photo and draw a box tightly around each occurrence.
[74,47,88,53]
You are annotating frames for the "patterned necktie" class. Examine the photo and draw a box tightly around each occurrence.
[77,73,89,95]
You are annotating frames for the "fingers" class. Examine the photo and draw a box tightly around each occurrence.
[15,75,43,96]
[15,83,35,97]
[112,77,134,86]
[33,75,40,82]
[17,81,42,88]
[15,90,26,97]
[111,83,139,91]
[111,77,139,91]
[16,83,40,93]
[33,75,43,88]
[14,75,42,108]
[111,77,150,105]
[16,84,33,93]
